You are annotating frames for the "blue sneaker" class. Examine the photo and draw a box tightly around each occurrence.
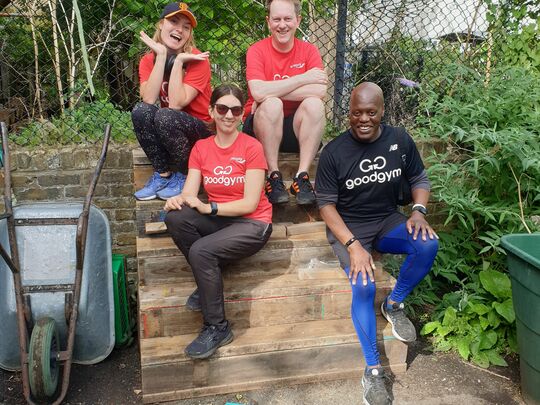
[134,172,170,201]
[157,172,186,200]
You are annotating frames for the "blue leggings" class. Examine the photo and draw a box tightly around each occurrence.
[346,222,438,366]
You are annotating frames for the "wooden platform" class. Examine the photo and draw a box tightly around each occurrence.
[133,148,408,403]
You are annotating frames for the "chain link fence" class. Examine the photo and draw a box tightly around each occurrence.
[0,0,511,146]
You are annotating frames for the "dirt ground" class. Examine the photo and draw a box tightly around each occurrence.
[0,337,525,405]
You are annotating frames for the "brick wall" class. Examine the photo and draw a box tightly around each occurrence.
[0,143,139,275]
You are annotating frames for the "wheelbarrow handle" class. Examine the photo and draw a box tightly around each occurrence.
[76,123,111,268]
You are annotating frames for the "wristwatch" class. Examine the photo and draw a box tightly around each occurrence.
[412,203,428,216]
[209,201,218,216]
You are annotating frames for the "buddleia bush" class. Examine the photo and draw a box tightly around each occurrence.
[415,63,540,367]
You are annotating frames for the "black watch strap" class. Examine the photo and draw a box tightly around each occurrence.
[412,203,428,215]
[210,201,218,216]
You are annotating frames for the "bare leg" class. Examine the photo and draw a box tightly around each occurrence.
[253,97,284,173]
[293,97,325,174]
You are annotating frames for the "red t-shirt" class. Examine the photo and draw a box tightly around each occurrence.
[245,37,324,117]
[138,48,211,122]
[189,132,273,223]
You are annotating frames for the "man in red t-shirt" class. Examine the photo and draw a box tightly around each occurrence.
[244,0,328,206]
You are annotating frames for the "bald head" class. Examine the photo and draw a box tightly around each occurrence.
[350,82,384,108]
[348,82,385,143]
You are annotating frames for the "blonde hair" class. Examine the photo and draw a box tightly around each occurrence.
[151,19,195,54]
[266,0,301,16]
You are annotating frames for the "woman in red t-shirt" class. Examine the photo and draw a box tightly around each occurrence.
[164,84,272,359]
[132,2,212,201]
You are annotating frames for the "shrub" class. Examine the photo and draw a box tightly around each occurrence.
[415,63,540,366]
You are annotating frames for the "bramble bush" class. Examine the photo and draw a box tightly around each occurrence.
[414,63,540,367]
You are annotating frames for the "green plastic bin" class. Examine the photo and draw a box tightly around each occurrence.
[501,234,540,405]
[112,254,135,348]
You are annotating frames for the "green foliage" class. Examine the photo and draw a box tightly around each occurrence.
[420,269,516,368]
[486,0,540,72]
[14,101,135,146]
[415,63,540,366]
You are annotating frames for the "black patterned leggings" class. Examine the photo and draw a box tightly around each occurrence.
[131,102,211,174]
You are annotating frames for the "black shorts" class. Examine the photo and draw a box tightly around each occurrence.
[327,211,407,269]
[243,112,299,153]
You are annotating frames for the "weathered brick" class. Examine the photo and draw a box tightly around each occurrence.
[99,169,131,184]
[60,149,97,170]
[94,197,135,209]
[114,232,136,246]
[114,209,136,221]
[103,149,120,169]
[12,174,37,188]
[17,187,63,201]
[109,184,135,196]
[65,184,108,198]
[26,153,50,171]
[118,146,136,168]
[37,173,81,187]
[110,221,136,234]
[15,153,31,170]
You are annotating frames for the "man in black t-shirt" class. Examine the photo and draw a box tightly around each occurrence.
[316,82,439,405]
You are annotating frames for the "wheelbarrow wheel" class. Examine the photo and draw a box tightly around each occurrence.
[28,317,60,400]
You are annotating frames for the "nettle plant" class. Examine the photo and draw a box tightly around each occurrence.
[414,64,540,367]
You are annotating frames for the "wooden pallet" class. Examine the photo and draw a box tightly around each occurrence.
[133,148,408,403]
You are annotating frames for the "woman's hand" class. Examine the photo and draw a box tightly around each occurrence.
[348,242,376,286]
[406,211,439,241]
[183,196,211,214]
[140,31,167,57]
[174,51,210,64]
[164,195,185,211]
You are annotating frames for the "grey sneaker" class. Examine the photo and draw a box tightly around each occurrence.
[362,367,392,405]
[381,297,417,342]
[184,322,234,359]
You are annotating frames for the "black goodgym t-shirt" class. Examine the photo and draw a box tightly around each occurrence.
[315,125,425,224]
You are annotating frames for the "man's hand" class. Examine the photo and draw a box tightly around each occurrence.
[406,211,439,241]
[140,31,167,57]
[301,68,328,85]
[348,242,376,286]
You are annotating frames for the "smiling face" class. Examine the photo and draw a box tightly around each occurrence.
[349,83,385,143]
[267,0,301,51]
[159,14,192,52]
[210,94,244,136]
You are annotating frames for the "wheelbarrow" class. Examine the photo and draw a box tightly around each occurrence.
[0,122,114,404]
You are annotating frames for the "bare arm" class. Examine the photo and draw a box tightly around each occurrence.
[281,83,327,101]
[139,31,167,104]
[248,68,328,103]
[320,204,375,286]
[168,52,210,110]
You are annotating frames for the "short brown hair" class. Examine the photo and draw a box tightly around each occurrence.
[266,0,301,16]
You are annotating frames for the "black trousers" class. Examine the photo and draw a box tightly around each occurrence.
[131,102,210,174]
[165,207,272,326]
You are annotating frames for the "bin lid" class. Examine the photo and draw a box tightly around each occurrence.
[501,233,540,268]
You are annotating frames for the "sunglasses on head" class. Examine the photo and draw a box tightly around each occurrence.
[214,104,243,117]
